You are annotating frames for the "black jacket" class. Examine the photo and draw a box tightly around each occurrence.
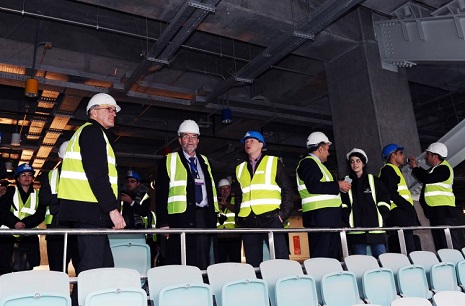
[121,184,151,229]
[296,155,341,228]
[379,164,418,226]
[155,151,217,229]
[341,172,390,244]
[234,154,293,225]
[58,119,118,227]
[412,163,458,220]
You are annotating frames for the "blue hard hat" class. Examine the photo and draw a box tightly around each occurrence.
[382,143,404,160]
[126,170,142,182]
[240,130,266,147]
[15,164,34,178]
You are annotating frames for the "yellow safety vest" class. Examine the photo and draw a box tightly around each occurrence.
[296,156,341,212]
[217,197,236,229]
[12,186,40,220]
[379,163,413,210]
[166,152,218,214]
[346,174,387,235]
[58,122,118,202]
[424,160,455,208]
[236,156,282,217]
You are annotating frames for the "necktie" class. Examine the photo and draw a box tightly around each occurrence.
[188,157,203,204]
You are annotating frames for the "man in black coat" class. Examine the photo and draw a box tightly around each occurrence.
[156,119,218,270]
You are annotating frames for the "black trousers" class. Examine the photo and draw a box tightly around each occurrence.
[163,207,213,270]
[239,211,289,267]
[47,234,80,273]
[430,217,460,250]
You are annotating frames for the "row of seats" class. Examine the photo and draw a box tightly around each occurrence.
[3,249,465,306]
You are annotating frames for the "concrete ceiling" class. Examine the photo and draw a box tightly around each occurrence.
[0,0,464,187]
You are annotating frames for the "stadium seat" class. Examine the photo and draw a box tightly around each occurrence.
[303,257,343,305]
[77,267,146,306]
[275,275,318,306]
[321,271,364,306]
[207,262,257,306]
[0,270,71,306]
[259,259,304,306]
[147,265,204,306]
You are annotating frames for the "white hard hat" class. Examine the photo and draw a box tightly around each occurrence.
[306,131,331,148]
[426,142,448,158]
[346,148,368,164]
[58,141,70,159]
[86,93,121,115]
[218,178,231,188]
[178,119,200,135]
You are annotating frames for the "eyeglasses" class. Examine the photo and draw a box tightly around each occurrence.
[181,134,199,140]
[94,107,117,114]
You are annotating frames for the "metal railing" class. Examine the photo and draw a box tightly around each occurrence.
[0,224,463,271]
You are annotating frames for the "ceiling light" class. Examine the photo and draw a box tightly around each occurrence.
[221,108,232,124]
[25,78,39,97]
[11,133,21,146]
[5,161,12,172]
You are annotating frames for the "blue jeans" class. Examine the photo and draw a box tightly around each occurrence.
[351,243,386,258]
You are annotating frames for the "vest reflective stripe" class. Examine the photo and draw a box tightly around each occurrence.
[12,186,39,219]
[296,156,341,212]
[166,152,218,214]
[347,174,385,235]
[49,168,59,195]
[236,156,282,217]
[58,122,118,202]
[380,163,413,210]
[424,160,455,207]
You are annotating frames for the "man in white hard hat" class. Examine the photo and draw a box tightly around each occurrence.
[57,93,125,289]
[296,131,351,259]
[40,140,80,273]
[409,142,460,250]
[216,178,241,263]
[236,130,293,267]
[379,143,418,253]
[155,119,218,269]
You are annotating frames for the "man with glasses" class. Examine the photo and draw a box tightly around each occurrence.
[156,119,218,269]
[58,93,125,287]
[0,164,47,273]
[379,143,418,253]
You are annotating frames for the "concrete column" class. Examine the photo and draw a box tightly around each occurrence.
[326,7,432,251]
[326,7,421,176]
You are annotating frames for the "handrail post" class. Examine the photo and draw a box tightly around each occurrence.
[340,230,349,258]
[268,231,276,260]
[397,229,407,255]
[180,232,187,265]
[62,232,68,273]
[444,228,453,248]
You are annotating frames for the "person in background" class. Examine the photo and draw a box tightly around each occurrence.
[235,130,293,267]
[0,164,46,272]
[379,143,418,254]
[216,178,241,263]
[341,148,390,258]
[409,142,460,250]
[40,141,80,272]
[155,119,218,269]
[296,132,350,259]
[121,170,151,229]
